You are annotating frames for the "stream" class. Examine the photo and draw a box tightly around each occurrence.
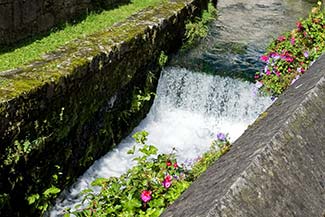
[49,0,312,215]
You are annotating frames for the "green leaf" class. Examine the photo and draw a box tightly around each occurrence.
[27,194,39,205]
[132,131,149,144]
[127,146,136,155]
[43,186,60,197]
[91,177,108,187]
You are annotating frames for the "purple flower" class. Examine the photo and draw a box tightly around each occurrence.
[162,175,172,189]
[297,67,302,73]
[290,75,300,85]
[216,132,226,141]
[304,51,309,58]
[255,81,263,89]
[271,96,277,101]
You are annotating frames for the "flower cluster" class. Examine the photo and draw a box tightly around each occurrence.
[71,131,231,216]
[255,1,325,95]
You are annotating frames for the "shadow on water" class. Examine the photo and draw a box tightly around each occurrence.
[170,0,314,81]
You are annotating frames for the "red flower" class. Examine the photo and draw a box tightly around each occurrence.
[173,162,178,168]
[141,190,152,203]
[166,161,172,167]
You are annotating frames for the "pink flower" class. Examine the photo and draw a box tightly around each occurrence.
[290,37,295,45]
[162,175,172,189]
[173,162,178,168]
[277,35,286,41]
[303,31,307,37]
[260,55,269,62]
[166,161,172,167]
[254,74,260,79]
[297,67,305,73]
[296,21,303,31]
[286,56,294,63]
[141,190,152,203]
[275,71,281,77]
[265,70,271,75]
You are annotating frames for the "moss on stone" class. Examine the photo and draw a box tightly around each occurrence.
[0,0,208,215]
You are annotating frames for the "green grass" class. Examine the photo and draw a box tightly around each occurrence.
[0,0,165,72]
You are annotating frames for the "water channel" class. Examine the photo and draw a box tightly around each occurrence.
[49,0,312,215]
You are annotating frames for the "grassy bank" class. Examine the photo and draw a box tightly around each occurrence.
[0,0,165,72]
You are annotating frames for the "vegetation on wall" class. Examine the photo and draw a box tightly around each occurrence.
[182,3,217,50]
[255,1,325,95]
[65,131,231,217]
[0,0,166,72]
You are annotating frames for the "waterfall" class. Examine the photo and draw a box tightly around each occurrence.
[49,66,272,216]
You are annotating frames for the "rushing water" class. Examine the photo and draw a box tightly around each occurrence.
[50,67,272,216]
[50,0,313,215]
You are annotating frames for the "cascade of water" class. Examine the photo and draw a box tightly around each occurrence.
[50,67,272,216]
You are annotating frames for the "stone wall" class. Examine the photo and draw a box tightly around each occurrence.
[0,0,208,216]
[0,0,129,46]
[162,55,325,216]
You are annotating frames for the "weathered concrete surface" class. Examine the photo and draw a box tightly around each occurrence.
[0,0,130,46]
[0,0,208,216]
[162,55,325,216]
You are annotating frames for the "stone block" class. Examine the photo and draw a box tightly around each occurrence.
[0,3,12,29]
[22,0,41,24]
[37,12,55,32]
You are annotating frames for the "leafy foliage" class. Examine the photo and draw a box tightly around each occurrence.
[27,165,62,214]
[182,3,217,50]
[66,131,231,216]
[255,1,325,95]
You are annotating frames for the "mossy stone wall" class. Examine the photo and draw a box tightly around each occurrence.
[0,0,208,216]
[0,0,130,46]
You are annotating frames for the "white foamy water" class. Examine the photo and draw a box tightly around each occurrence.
[49,67,272,216]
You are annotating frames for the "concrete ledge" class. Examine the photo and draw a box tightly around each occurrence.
[162,55,325,216]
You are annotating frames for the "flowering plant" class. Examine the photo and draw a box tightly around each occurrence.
[255,1,325,95]
[66,131,231,216]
